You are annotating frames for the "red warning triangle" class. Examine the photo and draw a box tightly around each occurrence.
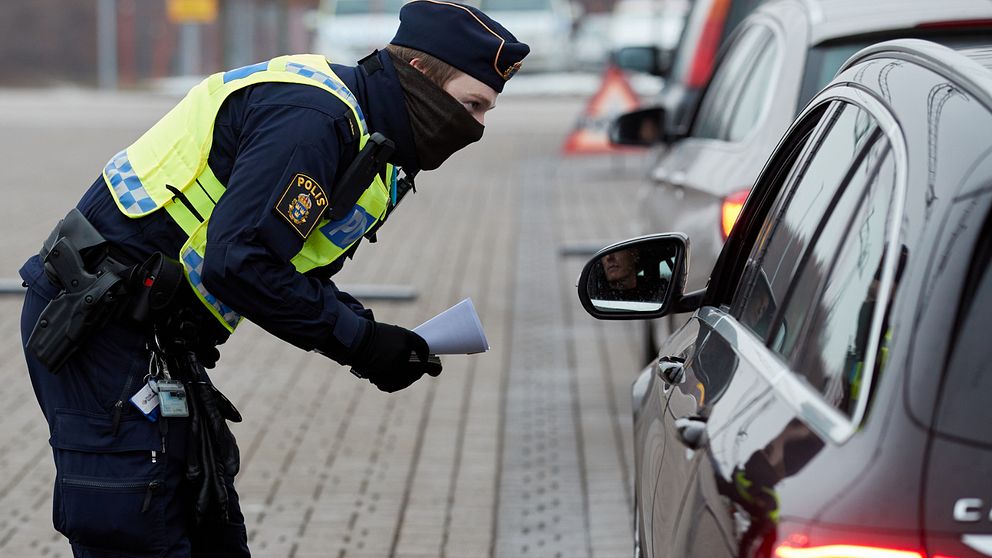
[562,65,642,155]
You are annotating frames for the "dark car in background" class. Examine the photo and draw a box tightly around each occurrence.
[579,39,992,558]
[616,0,766,136]
[612,0,992,358]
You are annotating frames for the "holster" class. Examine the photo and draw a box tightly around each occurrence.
[27,209,132,372]
[26,209,188,373]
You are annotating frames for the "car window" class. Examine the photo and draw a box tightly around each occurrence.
[726,32,779,141]
[670,0,766,85]
[936,220,992,446]
[799,42,872,108]
[691,25,771,140]
[786,151,896,417]
[799,33,992,109]
[669,0,713,83]
[770,140,889,358]
[736,103,878,338]
[722,0,766,43]
[707,103,832,310]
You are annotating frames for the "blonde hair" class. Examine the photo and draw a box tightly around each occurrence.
[386,44,461,87]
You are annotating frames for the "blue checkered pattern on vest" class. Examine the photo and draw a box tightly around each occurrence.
[104,150,157,215]
[284,62,368,133]
[181,246,242,329]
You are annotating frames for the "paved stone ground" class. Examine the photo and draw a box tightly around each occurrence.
[0,88,655,558]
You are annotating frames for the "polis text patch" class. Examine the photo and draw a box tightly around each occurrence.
[275,173,328,238]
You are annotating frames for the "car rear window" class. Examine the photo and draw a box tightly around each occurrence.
[799,32,992,110]
[670,0,764,84]
[669,0,712,82]
[959,46,992,72]
[935,216,992,447]
[722,0,766,44]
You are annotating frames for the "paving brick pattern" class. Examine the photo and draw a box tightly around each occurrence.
[0,89,654,557]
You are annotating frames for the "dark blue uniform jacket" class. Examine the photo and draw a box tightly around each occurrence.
[20,50,419,362]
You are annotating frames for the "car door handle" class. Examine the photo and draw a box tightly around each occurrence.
[674,416,707,450]
[656,356,685,385]
[652,166,687,187]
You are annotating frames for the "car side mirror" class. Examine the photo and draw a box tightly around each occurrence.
[613,46,673,77]
[609,107,668,146]
[577,233,691,320]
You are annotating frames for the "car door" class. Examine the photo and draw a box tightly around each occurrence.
[635,317,700,558]
[652,307,767,558]
[661,98,899,557]
[646,101,835,558]
[638,98,833,557]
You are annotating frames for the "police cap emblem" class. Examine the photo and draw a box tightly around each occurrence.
[274,173,328,238]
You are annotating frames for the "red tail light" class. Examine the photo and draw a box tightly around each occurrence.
[686,0,731,87]
[720,187,750,239]
[774,544,925,558]
[773,522,961,558]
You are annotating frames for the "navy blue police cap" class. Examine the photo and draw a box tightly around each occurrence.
[390,0,530,93]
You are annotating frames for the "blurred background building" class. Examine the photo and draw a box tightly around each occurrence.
[0,0,318,87]
[0,0,688,88]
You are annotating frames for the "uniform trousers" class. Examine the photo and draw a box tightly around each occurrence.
[19,256,251,558]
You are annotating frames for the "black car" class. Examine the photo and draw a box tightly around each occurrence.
[579,39,992,558]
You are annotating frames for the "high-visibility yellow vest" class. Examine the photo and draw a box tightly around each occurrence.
[102,54,394,332]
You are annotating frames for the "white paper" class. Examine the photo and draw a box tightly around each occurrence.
[413,298,490,355]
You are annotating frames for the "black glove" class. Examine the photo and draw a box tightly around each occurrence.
[351,322,442,392]
[178,353,241,526]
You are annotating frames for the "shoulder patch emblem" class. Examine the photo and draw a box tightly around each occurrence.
[274,173,328,238]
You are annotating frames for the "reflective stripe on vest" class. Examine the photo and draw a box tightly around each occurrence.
[102,55,393,332]
[104,150,158,214]
[180,243,241,328]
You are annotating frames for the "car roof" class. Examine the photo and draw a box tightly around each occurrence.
[759,0,992,46]
[841,38,992,109]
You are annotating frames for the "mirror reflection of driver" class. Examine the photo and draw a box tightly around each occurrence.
[602,249,639,290]
[595,247,666,303]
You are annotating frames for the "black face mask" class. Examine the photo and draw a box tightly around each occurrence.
[389,52,485,171]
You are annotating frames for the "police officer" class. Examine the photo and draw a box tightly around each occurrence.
[18,2,528,556]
